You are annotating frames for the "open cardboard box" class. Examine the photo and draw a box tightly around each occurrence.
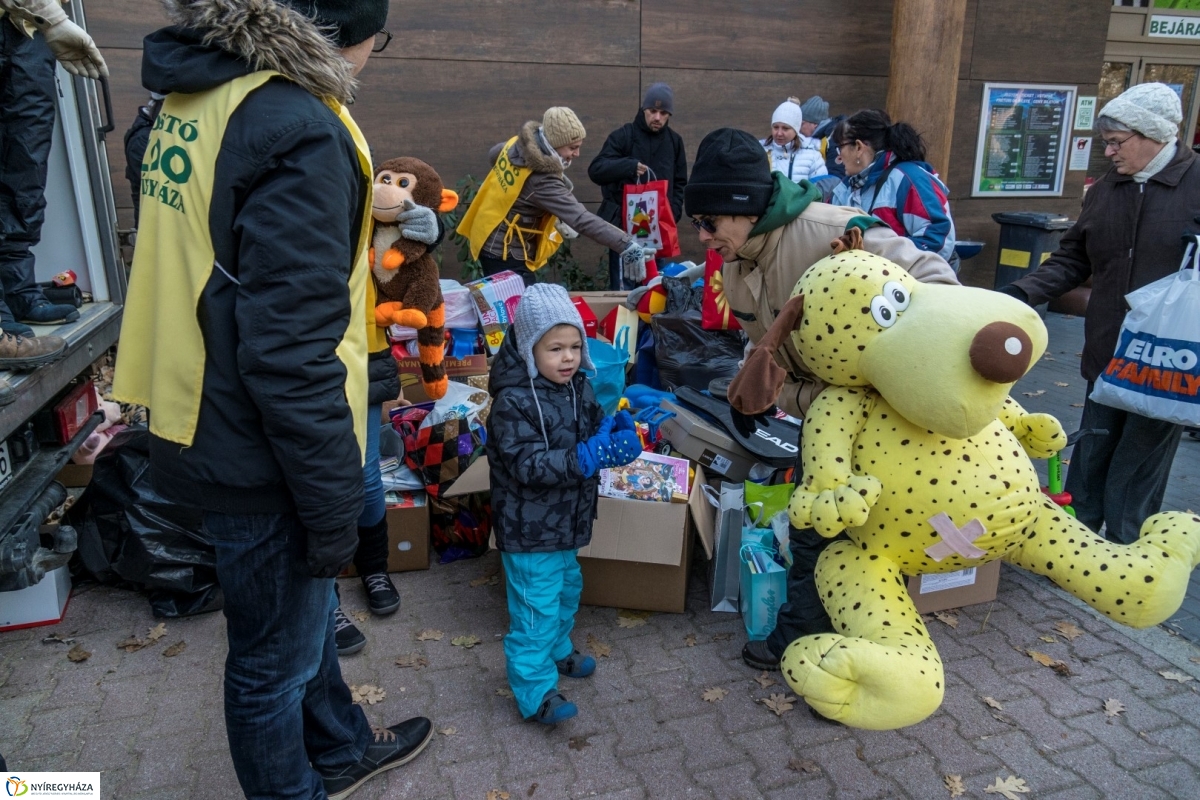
[341,493,430,577]
[448,457,713,613]
[396,354,489,404]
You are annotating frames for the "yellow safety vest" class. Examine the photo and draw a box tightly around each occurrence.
[114,71,371,459]
[455,136,562,271]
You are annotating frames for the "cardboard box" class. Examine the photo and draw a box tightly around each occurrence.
[341,494,430,576]
[571,297,598,339]
[658,397,761,482]
[0,565,71,631]
[449,458,713,613]
[397,354,489,404]
[56,463,94,487]
[906,560,1001,615]
[569,291,628,328]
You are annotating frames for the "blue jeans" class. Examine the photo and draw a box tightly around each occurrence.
[205,511,372,800]
[358,404,385,527]
[501,550,582,717]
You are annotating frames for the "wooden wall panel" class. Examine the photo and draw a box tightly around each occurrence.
[642,0,894,76]
[967,0,1110,85]
[86,0,169,49]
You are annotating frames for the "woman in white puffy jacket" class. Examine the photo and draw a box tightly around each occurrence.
[761,97,827,184]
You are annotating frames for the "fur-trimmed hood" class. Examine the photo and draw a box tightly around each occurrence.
[514,120,565,176]
[149,0,355,104]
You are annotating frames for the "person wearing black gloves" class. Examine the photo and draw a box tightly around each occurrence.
[588,82,688,290]
[111,2,433,797]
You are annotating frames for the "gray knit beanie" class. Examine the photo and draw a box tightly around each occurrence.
[800,96,830,124]
[642,82,674,115]
[512,283,594,380]
[1099,83,1182,143]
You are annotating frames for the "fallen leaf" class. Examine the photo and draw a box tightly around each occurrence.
[1103,698,1125,717]
[1159,670,1195,684]
[486,791,510,800]
[788,758,821,775]
[761,693,796,716]
[1042,355,1056,361]
[66,644,91,663]
[352,610,369,623]
[568,735,591,751]
[1021,390,1045,398]
[116,636,149,652]
[711,632,733,641]
[1070,403,1084,408]
[147,623,167,642]
[496,688,515,698]
[701,686,728,703]
[616,609,652,628]
[42,633,75,645]
[1190,656,1200,665]
[933,610,960,629]
[944,774,966,797]
[527,784,538,798]
[437,727,457,736]
[585,633,611,658]
[469,574,499,588]
[991,710,1017,725]
[350,684,386,705]
[684,633,697,647]
[1054,381,1070,387]
[395,653,429,669]
[982,696,1004,710]
[1053,621,1085,641]
[1027,650,1072,675]
[1039,635,1057,643]
[451,635,481,649]
[984,775,1030,799]
[416,628,443,641]
[162,640,187,658]
[1075,352,1083,357]
[855,745,866,761]
[754,671,777,689]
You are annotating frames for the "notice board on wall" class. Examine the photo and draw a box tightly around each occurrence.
[972,83,1077,198]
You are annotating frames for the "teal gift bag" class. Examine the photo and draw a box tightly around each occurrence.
[586,326,630,415]
[739,542,787,641]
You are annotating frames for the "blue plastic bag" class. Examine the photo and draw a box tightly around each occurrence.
[586,326,630,416]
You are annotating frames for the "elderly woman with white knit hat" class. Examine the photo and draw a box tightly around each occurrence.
[760,97,827,184]
[999,81,1200,547]
[458,106,650,287]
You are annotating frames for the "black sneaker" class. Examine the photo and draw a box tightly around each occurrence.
[320,718,433,799]
[361,572,400,616]
[19,299,79,325]
[334,606,366,655]
[742,640,781,671]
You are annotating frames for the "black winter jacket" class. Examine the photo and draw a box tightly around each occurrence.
[588,111,688,228]
[140,19,368,541]
[485,332,605,553]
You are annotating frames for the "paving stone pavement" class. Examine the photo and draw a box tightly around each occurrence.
[2,314,1200,799]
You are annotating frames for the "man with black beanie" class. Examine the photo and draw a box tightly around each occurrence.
[113,1,432,796]
[684,128,960,673]
[588,82,688,289]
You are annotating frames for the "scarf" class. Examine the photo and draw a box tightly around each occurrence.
[1133,137,1177,184]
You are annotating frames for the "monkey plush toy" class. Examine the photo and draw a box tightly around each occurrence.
[370,157,459,400]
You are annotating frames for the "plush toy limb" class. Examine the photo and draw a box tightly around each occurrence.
[417,304,447,400]
[997,396,1066,460]
[392,309,429,329]
[789,387,882,537]
[375,301,404,327]
[382,248,405,270]
[1007,498,1200,628]
[780,539,944,730]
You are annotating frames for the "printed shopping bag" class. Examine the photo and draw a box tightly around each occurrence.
[739,542,787,641]
[1089,236,1200,426]
[703,482,744,612]
[623,173,681,259]
[396,416,485,498]
[701,250,742,331]
[586,326,630,415]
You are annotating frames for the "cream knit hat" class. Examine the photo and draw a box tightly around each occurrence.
[1099,83,1183,143]
[542,107,587,149]
[771,97,804,134]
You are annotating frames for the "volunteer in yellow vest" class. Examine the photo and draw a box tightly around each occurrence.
[458,106,653,287]
[111,2,432,797]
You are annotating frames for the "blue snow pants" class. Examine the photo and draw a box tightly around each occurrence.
[501,549,583,718]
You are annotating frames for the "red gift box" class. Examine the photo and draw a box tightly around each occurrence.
[572,296,598,339]
[53,381,97,444]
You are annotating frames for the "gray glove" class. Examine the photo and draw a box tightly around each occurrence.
[620,241,656,284]
[3,0,108,79]
[396,198,438,245]
[555,219,579,240]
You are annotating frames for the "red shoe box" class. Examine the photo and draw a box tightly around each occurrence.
[53,381,97,444]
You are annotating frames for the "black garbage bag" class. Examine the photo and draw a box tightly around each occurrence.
[652,310,746,393]
[68,427,222,617]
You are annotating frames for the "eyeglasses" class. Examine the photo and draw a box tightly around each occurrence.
[372,29,392,53]
[690,216,718,235]
[1101,133,1137,152]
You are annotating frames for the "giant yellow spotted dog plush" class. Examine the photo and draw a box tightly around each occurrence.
[727,250,1200,731]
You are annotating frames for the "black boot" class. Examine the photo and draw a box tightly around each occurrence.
[354,517,397,614]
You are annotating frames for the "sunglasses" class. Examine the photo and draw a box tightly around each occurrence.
[689,216,718,235]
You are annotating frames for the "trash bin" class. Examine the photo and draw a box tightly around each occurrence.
[991,212,1073,290]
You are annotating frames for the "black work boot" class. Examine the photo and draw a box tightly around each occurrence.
[0,331,66,370]
[319,718,433,799]
[742,640,781,671]
[0,377,13,406]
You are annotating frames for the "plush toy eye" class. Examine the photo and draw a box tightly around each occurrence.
[399,177,410,188]
[870,295,898,328]
[380,175,392,184]
[882,280,910,311]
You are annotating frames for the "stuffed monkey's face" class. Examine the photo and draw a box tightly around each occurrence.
[372,171,417,223]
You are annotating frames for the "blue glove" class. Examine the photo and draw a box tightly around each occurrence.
[612,410,636,432]
[576,430,643,478]
[597,415,616,436]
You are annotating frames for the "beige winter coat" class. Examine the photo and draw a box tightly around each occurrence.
[723,202,960,418]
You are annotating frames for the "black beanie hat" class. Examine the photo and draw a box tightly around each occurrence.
[684,128,774,218]
[281,0,389,48]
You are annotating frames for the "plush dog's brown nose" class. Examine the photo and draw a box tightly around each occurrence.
[969,321,1033,383]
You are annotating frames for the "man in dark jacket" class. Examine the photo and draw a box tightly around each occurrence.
[999,82,1199,545]
[111,1,432,797]
[588,82,688,289]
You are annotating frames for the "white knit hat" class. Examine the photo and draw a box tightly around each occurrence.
[771,98,803,134]
[542,107,587,149]
[1099,83,1183,143]
[511,283,593,380]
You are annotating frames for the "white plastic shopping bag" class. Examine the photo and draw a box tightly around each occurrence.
[1089,236,1200,425]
